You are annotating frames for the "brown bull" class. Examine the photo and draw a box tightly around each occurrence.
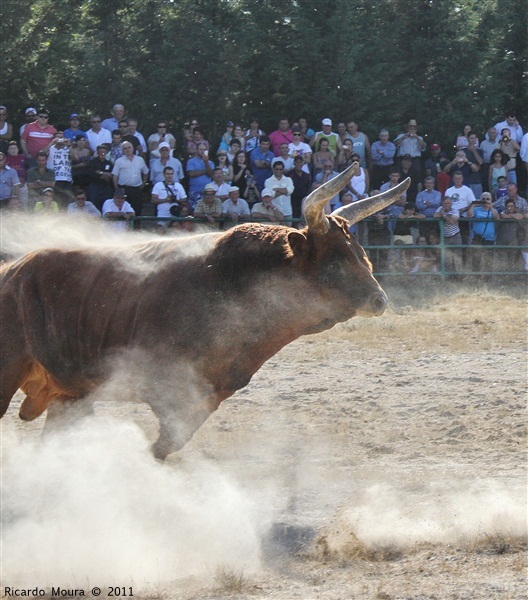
[0,164,409,458]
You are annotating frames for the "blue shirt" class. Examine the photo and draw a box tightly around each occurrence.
[416,189,442,218]
[0,166,20,200]
[186,157,214,194]
[250,147,274,190]
[371,141,396,167]
[64,129,88,141]
[472,205,496,240]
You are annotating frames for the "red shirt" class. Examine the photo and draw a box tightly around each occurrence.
[21,122,57,157]
[268,129,293,156]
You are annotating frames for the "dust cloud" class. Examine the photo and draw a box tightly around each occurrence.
[1,417,270,589]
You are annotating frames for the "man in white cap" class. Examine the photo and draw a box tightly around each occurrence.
[251,188,285,223]
[310,118,339,156]
[222,186,250,226]
[19,107,37,138]
[149,142,184,184]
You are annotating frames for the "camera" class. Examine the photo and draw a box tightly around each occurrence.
[169,204,181,217]
[502,135,510,142]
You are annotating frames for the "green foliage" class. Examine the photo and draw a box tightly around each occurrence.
[0,0,525,150]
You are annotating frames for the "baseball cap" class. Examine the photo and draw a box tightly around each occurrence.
[158,142,170,150]
[25,107,37,115]
[69,113,80,119]
[322,118,332,126]
[261,188,274,198]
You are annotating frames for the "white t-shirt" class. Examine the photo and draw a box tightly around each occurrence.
[47,146,72,182]
[102,198,135,231]
[445,184,475,214]
[152,181,187,218]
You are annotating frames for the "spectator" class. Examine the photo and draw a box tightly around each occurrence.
[66,188,101,218]
[288,155,311,220]
[85,115,112,154]
[288,128,311,173]
[347,153,369,202]
[227,138,242,164]
[217,121,234,153]
[64,114,87,142]
[251,188,285,222]
[264,161,294,220]
[345,120,370,169]
[127,118,147,155]
[297,117,314,144]
[315,160,341,209]
[409,235,440,274]
[380,169,408,234]
[232,125,246,152]
[493,176,509,209]
[215,151,231,183]
[151,166,188,232]
[102,188,135,231]
[498,128,520,184]
[34,187,59,214]
[222,186,250,226]
[312,138,335,178]
[108,130,124,165]
[194,186,223,230]
[394,119,426,168]
[436,158,452,197]
[467,192,499,273]
[148,120,176,160]
[366,204,391,274]
[0,151,20,209]
[504,182,528,215]
[26,151,55,209]
[21,108,56,166]
[272,143,294,172]
[310,118,339,156]
[425,143,448,176]
[230,150,251,198]
[456,124,473,150]
[186,143,214,207]
[149,142,184,184]
[250,136,274,192]
[520,132,528,196]
[462,131,484,198]
[337,139,355,173]
[496,198,523,270]
[393,203,425,271]
[434,196,462,272]
[118,119,142,155]
[88,144,114,210]
[370,129,396,189]
[244,118,265,153]
[398,154,421,203]
[443,150,475,182]
[415,176,442,237]
[6,141,26,187]
[445,171,475,244]
[488,150,509,196]
[46,131,75,207]
[111,141,149,216]
[102,104,126,132]
[480,126,500,192]
[186,127,209,158]
[19,107,37,139]
[210,167,231,200]
[493,112,524,144]
[268,118,293,156]
[336,122,348,151]
[0,106,14,153]
[71,135,93,188]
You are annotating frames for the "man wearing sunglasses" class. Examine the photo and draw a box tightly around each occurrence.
[20,108,56,167]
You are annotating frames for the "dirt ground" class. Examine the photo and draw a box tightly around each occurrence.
[2,281,527,600]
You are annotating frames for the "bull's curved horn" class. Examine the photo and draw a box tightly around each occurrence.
[303,162,359,234]
[331,178,411,226]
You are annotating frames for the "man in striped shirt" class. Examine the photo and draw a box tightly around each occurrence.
[435,196,462,272]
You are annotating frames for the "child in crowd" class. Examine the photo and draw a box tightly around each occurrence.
[494,176,508,208]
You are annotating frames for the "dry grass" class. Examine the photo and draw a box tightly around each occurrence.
[213,566,250,594]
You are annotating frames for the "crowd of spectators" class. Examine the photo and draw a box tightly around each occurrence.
[1,102,527,273]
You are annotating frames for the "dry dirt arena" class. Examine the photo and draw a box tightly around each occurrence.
[1,282,527,600]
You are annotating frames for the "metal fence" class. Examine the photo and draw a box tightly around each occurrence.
[120,215,528,278]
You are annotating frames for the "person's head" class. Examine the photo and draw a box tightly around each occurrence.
[121,141,134,156]
[467,132,479,146]
[111,130,122,144]
[501,128,511,141]
[192,128,204,141]
[163,166,175,184]
[442,196,453,210]
[506,113,517,127]
[96,144,108,159]
[157,121,168,134]
[491,149,506,165]
[389,168,400,182]
[379,129,389,142]
[158,142,171,158]
[249,117,259,128]
[505,198,516,212]
[507,182,518,198]
[417,236,428,245]
[497,176,507,188]
[25,107,37,122]
[323,160,334,172]
[279,142,289,156]
[74,188,87,207]
[75,135,87,147]
[118,119,129,134]
[212,167,224,184]
[7,141,19,156]
[424,176,435,190]
[0,152,6,166]
[406,119,418,134]
[298,117,308,129]
[487,126,497,141]
[112,104,125,120]
[235,150,246,164]
[463,124,471,136]
[350,153,361,164]
[229,139,241,153]
[261,189,274,207]
[278,118,289,132]
[217,150,227,163]
[41,187,54,204]
[346,121,358,134]
[259,136,270,151]
[293,155,304,169]
[228,187,240,202]
[273,161,285,177]
[342,139,353,152]
[453,171,464,187]
[37,109,50,127]
[189,118,199,129]
[318,137,329,152]
[430,143,441,155]
[337,122,346,135]
[233,125,244,139]
[322,118,332,133]
[291,129,302,142]
[202,184,216,203]
[113,188,126,208]
[127,118,138,133]
[428,231,440,245]
[403,202,416,215]
[225,121,234,131]
[401,154,413,168]
[480,192,493,205]
[197,143,209,157]
[341,191,353,206]
[36,151,48,169]
[90,115,102,131]
[69,114,81,128]
[53,131,66,146]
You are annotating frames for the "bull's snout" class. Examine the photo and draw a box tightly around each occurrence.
[356,290,388,317]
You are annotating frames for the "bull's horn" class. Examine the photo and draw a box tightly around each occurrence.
[303,162,359,234]
[331,178,411,226]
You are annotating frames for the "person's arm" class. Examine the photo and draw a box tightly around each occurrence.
[363,135,372,168]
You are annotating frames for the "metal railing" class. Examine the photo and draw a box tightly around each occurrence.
[111,214,528,278]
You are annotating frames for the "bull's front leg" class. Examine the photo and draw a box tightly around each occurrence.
[42,396,96,435]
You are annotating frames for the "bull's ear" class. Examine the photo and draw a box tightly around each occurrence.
[287,230,309,260]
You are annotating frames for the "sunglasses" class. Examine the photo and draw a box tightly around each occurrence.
[38,115,49,119]
[293,133,301,137]
[158,125,167,128]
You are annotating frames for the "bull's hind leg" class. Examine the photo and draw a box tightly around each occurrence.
[42,397,95,435]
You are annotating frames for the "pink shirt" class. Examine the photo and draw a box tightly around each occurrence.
[22,122,57,157]
[268,129,293,156]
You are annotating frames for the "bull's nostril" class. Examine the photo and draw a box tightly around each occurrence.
[372,294,388,313]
